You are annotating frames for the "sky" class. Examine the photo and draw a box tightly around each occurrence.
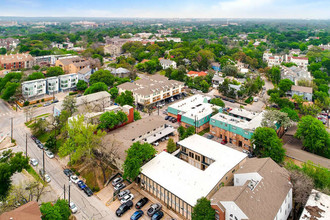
[1,0,330,19]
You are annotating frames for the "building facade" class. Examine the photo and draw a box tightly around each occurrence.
[0,54,34,70]
[22,79,47,99]
[287,85,313,102]
[46,77,59,94]
[160,59,177,69]
[58,73,78,92]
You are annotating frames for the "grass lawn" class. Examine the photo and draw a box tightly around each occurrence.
[26,165,46,185]
[198,127,210,136]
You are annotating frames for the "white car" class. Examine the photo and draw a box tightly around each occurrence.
[30,158,38,166]
[70,175,80,184]
[120,193,134,204]
[153,142,159,146]
[44,174,51,183]
[70,202,78,214]
[45,151,54,159]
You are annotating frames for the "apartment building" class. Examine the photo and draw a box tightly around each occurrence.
[299,189,330,220]
[0,38,19,50]
[0,54,34,70]
[160,59,177,69]
[211,158,292,220]
[58,73,78,92]
[140,135,247,220]
[22,78,47,99]
[287,85,313,102]
[46,77,59,94]
[167,94,218,132]
[55,57,100,74]
[263,52,309,70]
[77,67,93,83]
[210,108,264,151]
[281,66,312,85]
[117,74,184,107]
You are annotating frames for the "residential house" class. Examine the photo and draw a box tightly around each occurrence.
[211,158,292,220]
[107,67,131,78]
[187,71,207,78]
[78,66,94,83]
[281,66,312,85]
[55,57,100,74]
[236,61,249,74]
[58,73,78,92]
[167,94,218,132]
[0,201,41,220]
[299,189,330,220]
[22,78,47,99]
[102,115,173,169]
[140,134,247,220]
[287,85,313,102]
[0,37,19,51]
[160,59,177,69]
[263,52,309,70]
[212,75,225,87]
[0,53,34,70]
[117,74,184,107]
[54,91,111,116]
[210,108,265,151]
[286,56,309,70]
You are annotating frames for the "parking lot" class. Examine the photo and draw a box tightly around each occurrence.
[105,183,182,220]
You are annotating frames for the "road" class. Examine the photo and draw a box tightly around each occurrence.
[0,100,119,220]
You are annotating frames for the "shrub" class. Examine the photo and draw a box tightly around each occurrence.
[41,99,44,102]
[245,96,253,104]
[36,100,40,103]
[23,101,30,106]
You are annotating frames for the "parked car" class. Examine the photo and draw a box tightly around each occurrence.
[45,150,54,159]
[83,187,93,196]
[152,211,164,220]
[70,202,78,214]
[171,118,177,123]
[31,135,37,141]
[206,134,214,139]
[63,169,73,177]
[112,177,124,186]
[117,189,130,200]
[221,139,227,145]
[52,99,59,103]
[135,197,149,209]
[116,200,133,217]
[165,116,170,120]
[114,183,126,191]
[37,143,44,149]
[120,193,134,204]
[147,203,162,217]
[30,158,38,166]
[70,175,80,184]
[44,174,51,183]
[130,210,144,220]
[43,102,51,107]
[153,142,159,147]
[77,180,87,190]
[253,97,258,102]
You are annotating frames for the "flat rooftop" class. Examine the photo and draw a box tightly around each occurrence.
[168,94,211,113]
[182,102,219,120]
[141,134,247,206]
[300,189,330,220]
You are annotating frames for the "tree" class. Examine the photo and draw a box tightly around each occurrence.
[267,66,281,84]
[0,48,6,55]
[31,118,49,137]
[115,90,134,106]
[300,104,321,117]
[61,95,77,116]
[76,80,88,91]
[295,116,330,158]
[40,199,71,220]
[123,142,156,181]
[278,79,294,93]
[134,110,141,121]
[84,82,108,95]
[210,98,225,107]
[109,87,119,99]
[32,65,40,71]
[45,66,64,77]
[280,107,299,122]
[98,111,127,130]
[89,69,115,86]
[58,115,105,164]
[178,126,195,140]
[222,65,238,77]
[45,135,57,153]
[261,110,292,130]
[1,82,19,101]
[251,127,286,163]
[0,150,29,199]
[191,197,215,220]
[166,138,176,153]
[26,72,45,81]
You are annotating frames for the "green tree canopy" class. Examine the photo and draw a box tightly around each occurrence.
[46,66,64,77]
[84,82,108,95]
[278,79,294,93]
[191,197,215,220]
[261,110,292,130]
[89,69,115,86]
[76,80,88,91]
[123,142,156,181]
[1,82,19,101]
[109,87,119,99]
[295,116,330,158]
[40,199,71,220]
[280,107,299,122]
[166,138,176,153]
[134,110,141,121]
[61,95,77,116]
[210,98,225,107]
[251,127,286,163]
[115,90,134,106]
[98,111,128,130]
[267,66,281,84]
[26,72,45,81]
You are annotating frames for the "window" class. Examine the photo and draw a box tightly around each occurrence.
[195,155,200,161]
[232,126,236,130]
[189,152,194,158]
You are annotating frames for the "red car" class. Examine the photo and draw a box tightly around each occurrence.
[221,139,227,145]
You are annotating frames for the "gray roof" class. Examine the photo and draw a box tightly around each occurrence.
[291,85,313,93]
[160,59,175,65]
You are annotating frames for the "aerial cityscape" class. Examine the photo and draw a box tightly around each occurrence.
[0,1,329,220]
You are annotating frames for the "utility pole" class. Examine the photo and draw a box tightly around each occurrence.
[10,117,13,140]
[42,149,45,181]
[25,133,28,157]
[68,182,71,205]
[64,184,66,200]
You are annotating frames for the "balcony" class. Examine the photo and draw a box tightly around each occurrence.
[172,90,179,95]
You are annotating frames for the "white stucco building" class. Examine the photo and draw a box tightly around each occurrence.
[22,79,47,99]
[160,59,177,69]
[58,73,78,91]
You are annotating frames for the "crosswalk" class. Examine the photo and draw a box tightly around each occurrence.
[0,112,13,117]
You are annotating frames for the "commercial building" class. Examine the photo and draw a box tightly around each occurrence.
[210,108,264,151]
[167,94,218,132]
[58,73,78,92]
[140,135,247,219]
[22,78,47,99]
[117,74,184,107]
[103,115,173,169]
[0,53,34,70]
[211,158,292,220]
[299,189,330,220]
[160,59,177,69]
[287,85,313,102]
[54,91,111,116]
